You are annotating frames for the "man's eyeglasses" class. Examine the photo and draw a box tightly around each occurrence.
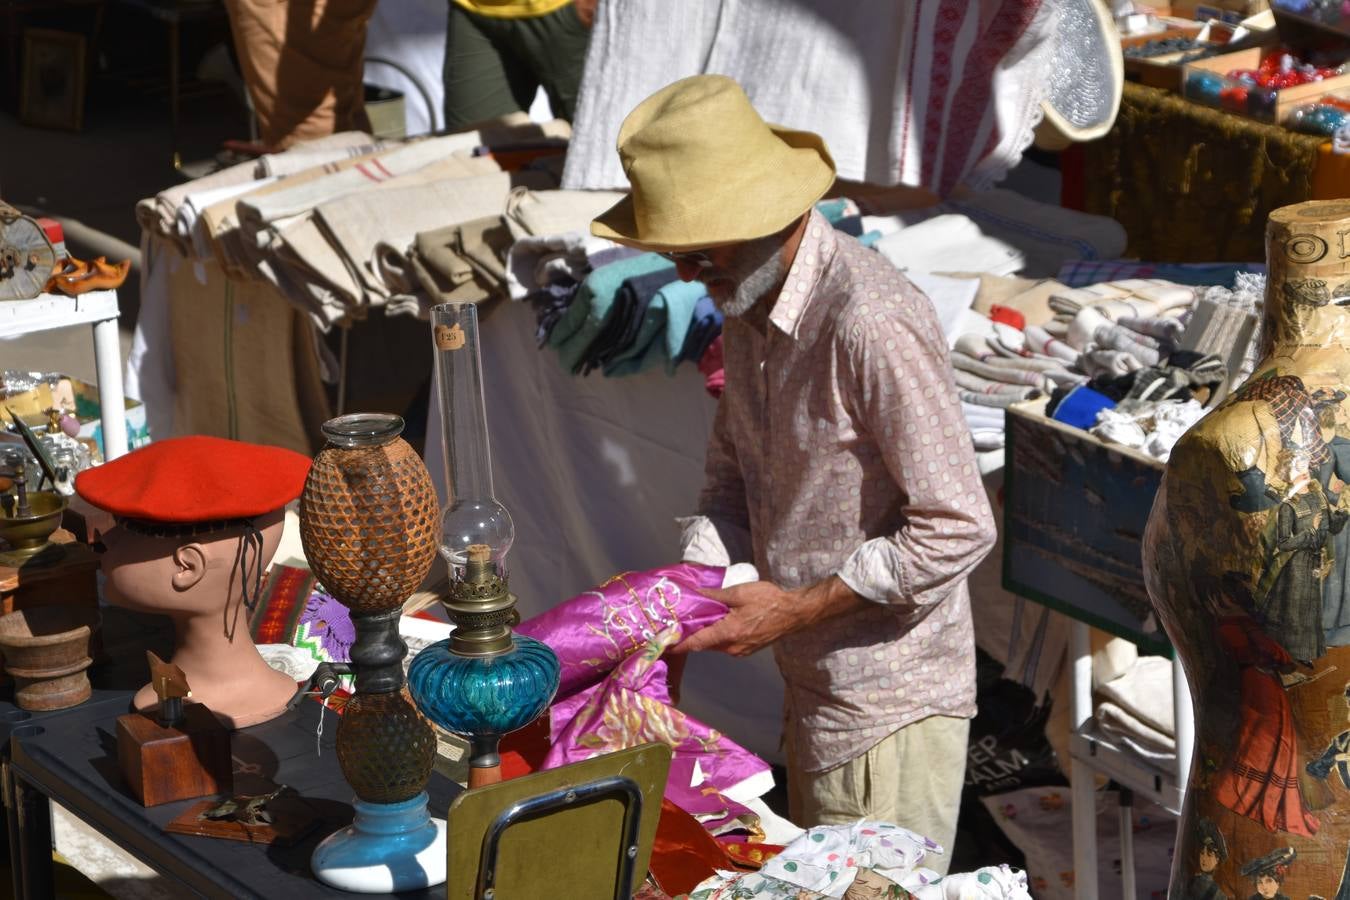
[658,249,715,269]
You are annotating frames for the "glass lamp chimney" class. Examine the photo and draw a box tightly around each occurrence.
[431,302,514,580]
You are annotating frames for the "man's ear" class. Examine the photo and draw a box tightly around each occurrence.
[172,543,208,591]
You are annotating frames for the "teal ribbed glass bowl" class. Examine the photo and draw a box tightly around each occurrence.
[407,634,560,736]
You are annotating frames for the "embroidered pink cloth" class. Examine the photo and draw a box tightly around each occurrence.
[517,564,771,831]
[516,563,729,698]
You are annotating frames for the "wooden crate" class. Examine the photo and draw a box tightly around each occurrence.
[1183,44,1350,122]
[1002,400,1171,655]
[1123,27,1206,92]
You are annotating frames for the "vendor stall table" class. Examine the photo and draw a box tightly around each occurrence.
[1,288,127,460]
[4,687,460,899]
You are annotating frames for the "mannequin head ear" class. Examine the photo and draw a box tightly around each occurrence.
[171,543,209,592]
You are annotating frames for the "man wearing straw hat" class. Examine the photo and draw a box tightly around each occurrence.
[592,75,996,867]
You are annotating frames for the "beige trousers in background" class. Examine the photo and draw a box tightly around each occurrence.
[223,0,377,150]
[787,715,971,877]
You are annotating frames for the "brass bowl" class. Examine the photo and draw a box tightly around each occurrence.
[0,491,68,565]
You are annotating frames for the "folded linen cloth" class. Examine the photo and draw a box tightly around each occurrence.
[961,402,1006,428]
[551,253,675,372]
[581,266,677,374]
[678,296,724,369]
[1118,314,1184,344]
[505,231,617,299]
[1096,701,1175,755]
[1099,654,1174,737]
[948,187,1127,279]
[239,135,496,231]
[600,279,708,377]
[1024,325,1078,364]
[875,214,1025,277]
[175,176,281,260]
[1050,279,1194,321]
[504,187,628,239]
[402,215,516,307]
[951,352,1048,390]
[961,389,1034,409]
[310,169,550,313]
[257,139,393,177]
[1080,348,1144,379]
[953,369,1043,399]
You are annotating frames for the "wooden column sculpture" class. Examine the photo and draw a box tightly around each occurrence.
[1146,200,1350,898]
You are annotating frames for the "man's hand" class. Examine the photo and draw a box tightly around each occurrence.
[573,0,597,27]
[672,576,865,657]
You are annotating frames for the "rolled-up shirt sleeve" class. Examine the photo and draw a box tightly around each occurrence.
[678,399,753,566]
[836,286,997,607]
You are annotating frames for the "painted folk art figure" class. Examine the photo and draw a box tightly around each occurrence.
[1145,201,1350,898]
[1190,818,1232,900]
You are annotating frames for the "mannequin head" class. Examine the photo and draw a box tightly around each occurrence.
[76,436,311,728]
[100,508,285,629]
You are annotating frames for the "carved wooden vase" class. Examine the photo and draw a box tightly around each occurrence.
[1145,200,1350,899]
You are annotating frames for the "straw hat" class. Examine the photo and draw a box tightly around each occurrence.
[592,75,836,252]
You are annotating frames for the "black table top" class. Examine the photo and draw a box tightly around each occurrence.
[4,610,460,899]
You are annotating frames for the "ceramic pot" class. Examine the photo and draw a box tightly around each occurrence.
[1145,200,1350,897]
[0,605,99,711]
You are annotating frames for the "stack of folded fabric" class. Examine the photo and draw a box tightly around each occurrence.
[1090,651,1176,767]
[135,117,574,331]
[509,199,866,381]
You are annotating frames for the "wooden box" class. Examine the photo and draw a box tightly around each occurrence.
[117,704,232,807]
[1002,400,1170,654]
[1172,0,1268,23]
[1122,27,1207,92]
[1182,45,1350,122]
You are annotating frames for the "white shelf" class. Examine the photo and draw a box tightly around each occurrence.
[1070,725,1184,816]
[0,289,127,460]
[0,290,119,340]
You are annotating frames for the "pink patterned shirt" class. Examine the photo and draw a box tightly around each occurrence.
[679,212,996,774]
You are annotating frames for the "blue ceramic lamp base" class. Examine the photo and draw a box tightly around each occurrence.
[311,792,446,893]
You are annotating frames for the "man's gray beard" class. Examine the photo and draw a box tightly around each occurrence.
[712,231,787,318]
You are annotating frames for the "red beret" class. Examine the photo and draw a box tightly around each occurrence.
[75,436,311,524]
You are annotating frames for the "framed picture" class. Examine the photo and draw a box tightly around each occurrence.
[20,28,87,132]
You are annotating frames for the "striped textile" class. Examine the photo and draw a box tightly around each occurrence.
[562,0,1057,194]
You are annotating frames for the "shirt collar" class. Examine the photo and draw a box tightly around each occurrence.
[768,210,835,340]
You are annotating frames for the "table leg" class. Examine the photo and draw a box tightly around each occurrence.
[92,316,128,460]
[169,18,181,171]
[4,760,22,896]
[13,774,53,900]
[1070,621,1098,900]
[1117,789,1135,900]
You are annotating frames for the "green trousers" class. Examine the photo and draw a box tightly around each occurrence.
[442,2,590,131]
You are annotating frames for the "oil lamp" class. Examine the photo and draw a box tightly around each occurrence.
[408,302,560,788]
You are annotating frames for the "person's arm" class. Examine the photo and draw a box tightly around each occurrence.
[833,279,997,611]
[678,398,753,567]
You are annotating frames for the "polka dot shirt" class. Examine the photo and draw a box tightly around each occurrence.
[679,211,996,774]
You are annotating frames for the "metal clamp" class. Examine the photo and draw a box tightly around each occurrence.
[476,775,644,900]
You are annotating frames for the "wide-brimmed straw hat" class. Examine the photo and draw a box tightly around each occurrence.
[592,75,836,252]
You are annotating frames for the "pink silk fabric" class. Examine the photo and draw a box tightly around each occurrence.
[517,564,771,832]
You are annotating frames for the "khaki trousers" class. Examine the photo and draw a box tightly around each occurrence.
[787,715,970,876]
